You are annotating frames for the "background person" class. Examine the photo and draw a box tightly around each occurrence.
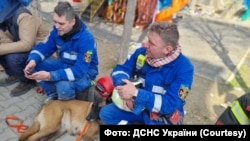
[24,1,99,102]
[215,93,250,125]
[0,0,31,23]
[99,22,194,125]
[0,0,49,96]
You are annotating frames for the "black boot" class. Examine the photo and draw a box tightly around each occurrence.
[10,81,36,97]
[0,75,18,86]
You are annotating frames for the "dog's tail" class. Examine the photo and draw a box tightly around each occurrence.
[18,118,40,141]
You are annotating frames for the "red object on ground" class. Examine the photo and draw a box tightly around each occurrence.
[73,0,81,2]
[36,87,44,94]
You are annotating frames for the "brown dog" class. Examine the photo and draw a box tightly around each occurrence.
[18,100,101,141]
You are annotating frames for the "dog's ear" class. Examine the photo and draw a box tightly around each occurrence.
[86,90,106,121]
[89,86,106,107]
[86,102,101,121]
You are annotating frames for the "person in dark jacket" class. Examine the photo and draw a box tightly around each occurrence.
[215,93,250,125]
[0,0,31,23]
[24,2,99,103]
[0,0,49,96]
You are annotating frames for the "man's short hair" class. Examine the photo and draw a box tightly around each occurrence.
[149,22,179,49]
[54,1,76,21]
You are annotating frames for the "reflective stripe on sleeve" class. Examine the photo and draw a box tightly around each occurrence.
[230,100,250,125]
[65,68,75,81]
[152,94,162,113]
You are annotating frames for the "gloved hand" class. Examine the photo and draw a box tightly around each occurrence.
[112,73,129,86]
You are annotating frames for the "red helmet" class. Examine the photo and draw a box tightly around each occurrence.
[96,76,114,98]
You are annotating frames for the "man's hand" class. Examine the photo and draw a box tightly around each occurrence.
[24,60,36,76]
[123,99,135,111]
[25,71,51,81]
[116,79,137,100]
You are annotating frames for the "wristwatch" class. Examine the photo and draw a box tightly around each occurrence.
[132,90,138,101]
[132,96,136,101]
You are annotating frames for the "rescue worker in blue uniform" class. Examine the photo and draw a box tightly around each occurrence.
[99,22,194,125]
[24,1,99,101]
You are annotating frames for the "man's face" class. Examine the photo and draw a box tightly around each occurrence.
[143,31,171,59]
[52,13,75,36]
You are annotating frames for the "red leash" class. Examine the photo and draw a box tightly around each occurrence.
[75,122,89,141]
[5,115,29,134]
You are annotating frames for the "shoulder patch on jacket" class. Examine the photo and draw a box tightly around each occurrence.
[136,54,146,70]
[178,85,189,100]
[84,51,92,63]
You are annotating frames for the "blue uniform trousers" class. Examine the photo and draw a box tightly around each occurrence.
[100,103,171,125]
[34,58,92,100]
[0,52,33,83]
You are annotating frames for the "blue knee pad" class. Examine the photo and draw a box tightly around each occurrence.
[56,81,75,100]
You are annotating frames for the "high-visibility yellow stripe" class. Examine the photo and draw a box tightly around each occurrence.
[230,100,250,125]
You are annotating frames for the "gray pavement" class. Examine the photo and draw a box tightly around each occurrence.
[1,2,250,141]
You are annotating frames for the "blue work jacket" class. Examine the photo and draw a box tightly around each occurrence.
[112,47,194,117]
[28,21,99,82]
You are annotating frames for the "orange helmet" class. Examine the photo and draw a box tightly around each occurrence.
[96,76,114,98]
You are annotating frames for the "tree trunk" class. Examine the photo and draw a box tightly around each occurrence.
[118,0,137,64]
